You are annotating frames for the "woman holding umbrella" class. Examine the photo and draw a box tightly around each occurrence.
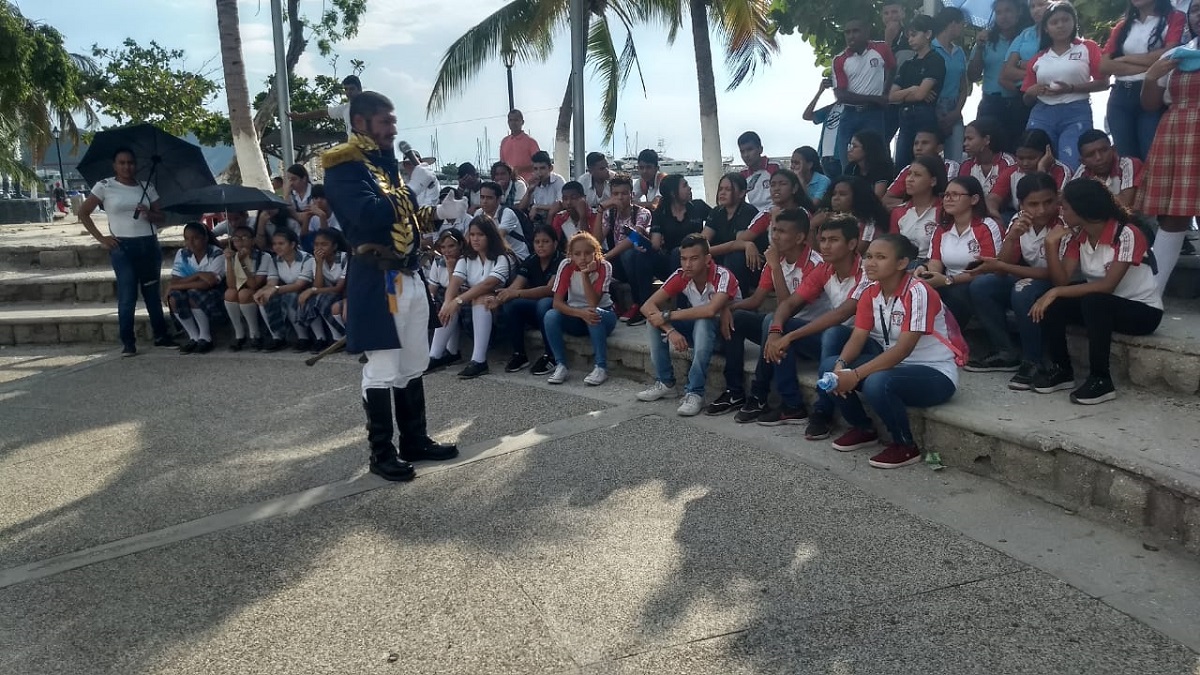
[78,147,177,356]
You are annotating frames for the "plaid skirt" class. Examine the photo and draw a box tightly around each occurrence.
[1138,69,1200,216]
[299,292,342,325]
[259,292,299,339]
[169,287,224,321]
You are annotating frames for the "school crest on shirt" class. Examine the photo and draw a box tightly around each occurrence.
[968,239,981,255]
[924,222,937,237]
[870,57,881,67]
[1068,52,1082,60]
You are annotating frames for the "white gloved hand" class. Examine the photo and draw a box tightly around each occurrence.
[435,194,468,221]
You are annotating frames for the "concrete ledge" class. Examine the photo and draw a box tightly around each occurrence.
[0,270,171,303]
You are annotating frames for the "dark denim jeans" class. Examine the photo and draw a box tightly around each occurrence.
[501,296,553,357]
[969,273,1053,363]
[835,105,886,166]
[619,246,677,306]
[111,235,170,350]
[895,104,938,169]
[1107,81,1162,162]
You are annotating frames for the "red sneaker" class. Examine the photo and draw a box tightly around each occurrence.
[831,428,878,452]
[619,304,641,322]
[869,443,922,469]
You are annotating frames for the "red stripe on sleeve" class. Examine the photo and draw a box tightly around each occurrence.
[853,285,879,330]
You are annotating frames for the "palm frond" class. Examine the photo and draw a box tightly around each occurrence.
[710,0,779,90]
[585,16,622,142]
[631,0,683,44]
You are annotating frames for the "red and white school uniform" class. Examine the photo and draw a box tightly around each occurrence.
[795,256,870,326]
[832,41,896,97]
[885,160,961,199]
[756,247,827,320]
[1022,39,1104,105]
[1103,12,1187,83]
[959,153,1017,194]
[991,162,1071,210]
[661,261,742,307]
[1006,216,1070,269]
[890,201,941,259]
[1064,220,1162,310]
[741,160,780,212]
[929,217,1003,276]
[852,277,959,385]
[1072,155,1142,196]
[552,258,615,309]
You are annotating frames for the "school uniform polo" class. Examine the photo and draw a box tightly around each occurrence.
[551,210,591,241]
[755,247,828,320]
[318,251,349,286]
[932,38,966,111]
[795,256,869,326]
[929,218,1003,276]
[529,173,566,208]
[551,258,614,309]
[516,251,565,289]
[1022,39,1104,105]
[427,258,453,290]
[660,261,742,307]
[1064,220,1162,310]
[271,251,315,285]
[833,41,895,98]
[991,161,1071,209]
[1104,12,1187,81]
[890,201,941,259]
[853,277,959,385]
[959,153,1017,194]
[741,160,780,212]
[886,160,961,199]
[577,173,612,209]
[453,255,512,289]
[1072,155,1142,196]
[1012,217,1069,268]
[1008,25,1040,64]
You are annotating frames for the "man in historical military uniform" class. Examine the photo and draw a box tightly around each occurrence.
[323,92,467,481]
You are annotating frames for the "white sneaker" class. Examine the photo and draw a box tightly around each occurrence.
[636,381,678,401]
[677,393,704,416]
[583,366,608,386]
[547,363,569,384]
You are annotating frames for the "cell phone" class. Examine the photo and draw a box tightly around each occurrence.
[919,271,935,279]
[821,77,833,87]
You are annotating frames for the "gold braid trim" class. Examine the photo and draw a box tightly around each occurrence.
[336,133,436,255]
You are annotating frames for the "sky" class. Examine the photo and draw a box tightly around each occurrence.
[23,0,1108,171]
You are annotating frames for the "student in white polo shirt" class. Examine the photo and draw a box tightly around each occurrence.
[831,19,896,166]
[637,234,740,416]
[518,150,566,225]
[1074,129,1141,207]
[888,155,947,260]
[737,130,781,211]
[455,181,530,260]
[959,118,1016,195]
[1021,2,1110,170]
[987,128,1071,220]
[1030,178,1163,404]
[167,222,226,354]
[577,152,613,209]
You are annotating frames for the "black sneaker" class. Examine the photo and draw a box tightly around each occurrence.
[179,340,198,354]
[195,339,213,354]
[704,390,745,416]
[310,338,330,354]
[734,397,767,423]
[626,313,647,327]
[229,337,247,352]
[294,338,313,353]
[1032,364,1075,394]
[804,413,833,441]
[531,353,556,376]
[757,404,809,426]
[1008,361,1038,391]
[250,337,264,352]
[505,353,530,372]
[1070,375,1117,405]
[263,337,285,352]
[121,346,137,358]
[153,336,178,348]
[458,360,489,379]
[964,352,1021,373]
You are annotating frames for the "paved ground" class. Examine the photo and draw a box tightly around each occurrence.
[1,345,1198,674]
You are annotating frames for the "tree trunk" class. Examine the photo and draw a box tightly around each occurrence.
[216,0,271,189]
[690,0,722,204]
[553,76,572,179]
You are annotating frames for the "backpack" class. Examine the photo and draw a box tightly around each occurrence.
[932,305,970,368]
[1120,217,1158,276]
[502,206,538,248]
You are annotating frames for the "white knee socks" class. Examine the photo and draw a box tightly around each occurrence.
[193,309,211,341]
[429,320,460,358]
[470,304,492,363]
[309,318,328,340]
[225,301,245,339]
[178,315,200,340]
[240,304,261,338]
[1153,230,1186,297]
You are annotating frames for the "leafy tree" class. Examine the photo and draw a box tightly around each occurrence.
[440,163,459,178]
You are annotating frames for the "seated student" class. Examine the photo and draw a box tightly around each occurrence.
[436,214,516,379]
[959,118,1016,195]
[701,172,762,294]
[843,130,897,199]
[819,233,958,468]
[967,172,1066,386]
[597,174,653,319]
[212,209,249,238]
[427,229,467,371]
[632,174,712,328]
[889,155,948,262]
[300,183,341,252]
[254,207,292,251]
[543,232,618,385]
[168,222,226,354]
[550,180,592,242]
[791,146,832,202]
[298,228,349,354]
[883,127,961,209]
[637,234,740,416]
[812,176,892,255]
[760,215,868,436]
[987,129,1070,221]
[914,176,1003,326]
[632,148,668,210]
[743,169,817,246]
[223,224,269,351]
[1030,178,1163,404]
[491,224,564,375]
[578,151,613,209]
[491,160,528,209]
[707,207,825,418]
[517,150,566,225]
[738,130,782,211]
[455,180,529,260]
[1073,129,1141,208]
[254,228,315,351]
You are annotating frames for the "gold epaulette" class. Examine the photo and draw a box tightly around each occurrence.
[320,142,366,170]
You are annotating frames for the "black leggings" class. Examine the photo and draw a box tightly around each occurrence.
[1041,293,1162,378]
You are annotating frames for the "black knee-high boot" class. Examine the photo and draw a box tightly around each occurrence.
[363,388,415,481]
[394,377,459,462]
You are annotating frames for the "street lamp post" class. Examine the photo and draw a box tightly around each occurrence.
[52,127,66,190]
[503,49,516,113]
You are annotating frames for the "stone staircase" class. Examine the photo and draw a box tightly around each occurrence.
[2,218,1199,557]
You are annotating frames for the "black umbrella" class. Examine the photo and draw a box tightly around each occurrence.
[160,184,287,215]
[76,123,216,219]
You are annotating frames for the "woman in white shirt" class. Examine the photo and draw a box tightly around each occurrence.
[78,146,175,356]
[222,224,269,351]
[436,215,516,379]
[167,222,226,354]
[490,161,528,209]
[253,228,315,352]
[285,163,314,233]
[298,229,350,354]
[427,229,468,372]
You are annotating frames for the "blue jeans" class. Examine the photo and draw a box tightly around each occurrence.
[1027,100,1092,171]
[544,306,617,368]
[111,235,170,349]
[968,273,1053,363]
[815,325,884,418]
[834,364,957,445]
[648,317,717,396]
[835,105,886,166]
[1011,277,1053,364]
[501,296,553,356]
[769,317,824,407]
[895,104,938,169]
[1107,81,1162,162]
[942,119,965,162]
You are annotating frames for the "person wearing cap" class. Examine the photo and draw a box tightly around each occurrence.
[400,143,441,208]
[288,75,363,138]
[499,109,542,183]
[457,163,483,210]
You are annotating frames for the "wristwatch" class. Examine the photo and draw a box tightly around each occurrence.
[661,310,672,322]
[455,297,464,306]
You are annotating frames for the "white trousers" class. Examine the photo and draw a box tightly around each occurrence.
[361,273,431,395]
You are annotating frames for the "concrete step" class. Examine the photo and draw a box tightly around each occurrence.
[0,303,158,345]
[0,242,183,270]
[542,322,1200,556]
[0,269,172,304]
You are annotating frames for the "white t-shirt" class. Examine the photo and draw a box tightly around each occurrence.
[328,103,352,137]
[853,277,959,385]
[171,245,225,280]
[578,173,612,209]
[453,255,512,288]
[530,173,566,207]
[90,178,159,238]
[270,251,316,285]
[551,258,614,309]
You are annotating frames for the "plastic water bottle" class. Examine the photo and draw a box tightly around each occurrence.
[817,371,840,392]
[626,227,646,249]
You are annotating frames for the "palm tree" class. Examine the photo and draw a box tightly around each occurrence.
[426,0,657,175]
[216,0,272,189]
